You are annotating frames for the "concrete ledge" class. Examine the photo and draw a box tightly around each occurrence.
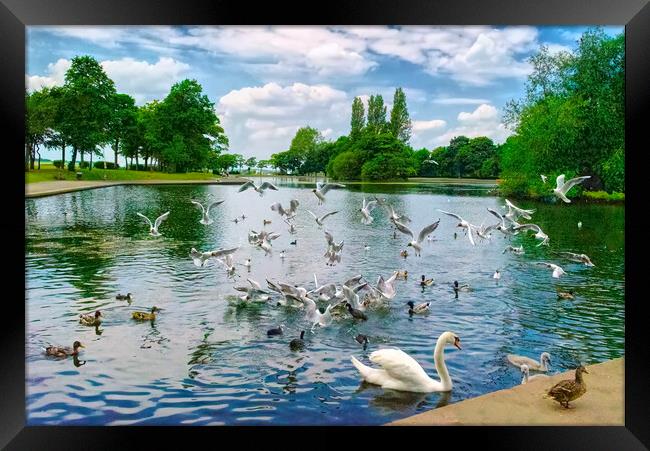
[25,177,251,198]
[387,357,624,426]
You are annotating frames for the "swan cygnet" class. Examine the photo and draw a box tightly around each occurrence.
[520,364,550,384]
[507,352,551,372]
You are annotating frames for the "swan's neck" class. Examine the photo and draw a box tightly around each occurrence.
[432,337,452,391]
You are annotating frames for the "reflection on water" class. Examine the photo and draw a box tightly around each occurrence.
[26,181,624,425]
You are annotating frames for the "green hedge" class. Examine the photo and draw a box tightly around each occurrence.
[79,161,90,169]
[52,160,64,168]
[94,161,119,169]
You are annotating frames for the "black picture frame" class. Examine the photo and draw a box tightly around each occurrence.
[4,0,647,448]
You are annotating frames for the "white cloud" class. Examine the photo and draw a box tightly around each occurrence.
[457,103,498,122]
[412,119,447,132]
[432,97,490,105]
[544,43,573,55]
[26,58,71,91]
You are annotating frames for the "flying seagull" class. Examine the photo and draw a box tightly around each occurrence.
[536,262,566,278]
[312,182,345,205]
[307,210,339,227]
[191,199,224,225]
[359,197,378,225]
[438,210,476,246]
[553,251,595,267]
[136,211,170,236]
[238,180,279,196]
[270,199,299,220]
[393,219,441,256]
[189,246,239,267]
[553,174,591,203]
[512,223,550,246]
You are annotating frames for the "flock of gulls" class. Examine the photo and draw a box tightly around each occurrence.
[44,173,595,409]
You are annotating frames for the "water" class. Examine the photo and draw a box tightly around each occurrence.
[25,180,625,425]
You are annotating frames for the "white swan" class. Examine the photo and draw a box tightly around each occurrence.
[136,211,170,236]
[350,331,462,393]
[507,352,551,372]
[191,199,224,225]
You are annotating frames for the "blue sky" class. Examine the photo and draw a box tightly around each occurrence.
[27,25,623,163]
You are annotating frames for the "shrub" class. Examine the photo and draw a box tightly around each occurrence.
[94,161,119,169]
[79,161,90,169]
[52,160,64,169]
[329,151,364,181]
[128,164,146,171]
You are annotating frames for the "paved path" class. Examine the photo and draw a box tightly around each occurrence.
[25,178,250,198]
[387,357,623,426]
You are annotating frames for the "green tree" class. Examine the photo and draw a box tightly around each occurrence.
[388,87,412,143]
[245,157,257,173]
[107,93,137,168]
[350,97,365,140]
[366,95,387,134]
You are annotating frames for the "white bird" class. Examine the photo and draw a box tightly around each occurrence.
[512,223,549,246]
[375,197,411,223]
[553,251,595,267]
[240,258,252,270]
[238,180,279,196]
[234,278,270,302]
[270,199,299,220]
[280,250,286,259]
[438,210,477,246]
[217,254,238,277]
[553,174,591,203]
[283,218,297,235]
[504,199,536,221]
[302,297,334,330]
[190,199,224,225]
[507,352,551,372]
[502,245,525,255]
[307,209,339,227]
[520,364,550,384]
[536,262,566,278]
[342,285,366,311]
[493,270,501,281]
[136,211,170,236]
[423,159,439,165]
[541,174,548,184]
[393,219,440,256]
[487,207,519,237]
[312,182,345,205]
[189,246,238,267]
[309,274,339,302]
[350,331,462,393]
[375,272,398,300]
[577,221,583,229]
[359,197,378,225]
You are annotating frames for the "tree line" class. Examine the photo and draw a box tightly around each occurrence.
[25,55,228,173]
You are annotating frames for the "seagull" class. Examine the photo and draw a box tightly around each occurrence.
[493,270,501,281]
[240,258,252,270]
[375,272,398,300]
[136,211,170,236]
[438,210,477,246]
[423,159,439,165]
[217,254,238,277]
[504,199,536,221]
[553,251,595,267]
[302,297,334,330]
[541,174,548,184]
[375,197,411,223]
[189,246,239,267]
[234,278,270,302]
[393,219,440,256]
[503,245,525,255]
[283,218,297,235]
[238,180,279,196]
[578,221,582,229]
[487,207,519,237]
[553,174,591,203]
[309,274,339,302]
[359,197,378,225]
[190,199,224,225]
[280,250,286,260]
[270,199,299,220]
[512,223,550,246]
[342,284,366,312]
[537,262,566,278]
[307,210,339,227]
[312,182,345,205]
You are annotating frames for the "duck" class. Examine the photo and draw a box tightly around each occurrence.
[290,240,297,246]
[45,341,84,358]
[507,351,551,372]
[263,219,272,226]
[350,331,462,393]
[116,292,132,301]
[267,325,284,336]
[557,290,575,300]
[400,250,409,258]
[453,281,471,295]
[520,364,550,384]
[407,301,430,315]
[355,334,369,349]
[132,306,162,321]
[232,218,240,224]
[419,275,434,287]
[396,270,408,280]
[289,330,306,350]
[545,365,589,408]
[346,303,368,321]
[79,310,102,327]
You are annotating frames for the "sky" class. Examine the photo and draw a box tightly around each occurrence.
[26,25,623,163]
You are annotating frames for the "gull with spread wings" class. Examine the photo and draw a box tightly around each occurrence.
[393,219,441,256]
[312,182,346,205]
[438,210,476,246]
[238,180,279,196]
[191,199,224,225]
[553,174,591,203]
[136,211,170,237]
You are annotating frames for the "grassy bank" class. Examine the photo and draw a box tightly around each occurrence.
[25,163,217,184]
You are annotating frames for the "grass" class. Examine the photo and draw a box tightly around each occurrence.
[582,190,625,202]
[25,163,219,184]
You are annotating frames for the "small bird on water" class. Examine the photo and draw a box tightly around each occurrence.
[79,310,102,327]
[116,292,132,301]
[355,334,369,349]
[45,341,84,358]
[346,303,368,321]
[545,365,589,408]
[267,325,284,336]
[289,330,305,350]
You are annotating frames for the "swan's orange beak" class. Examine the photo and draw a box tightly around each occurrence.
[454,337,462,350]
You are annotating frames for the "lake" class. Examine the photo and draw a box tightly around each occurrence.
[25,180,625,425]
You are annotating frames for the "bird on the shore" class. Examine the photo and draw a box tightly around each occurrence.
[553,251,595,267]
[116,292,132,301]
[350,331,461,393]
[79,310,102,327]
[359,197,378,224]
[537,262,566,278]
[553,174,591,203]
[132,306,162,322]
[238,180,279,196]
[312,182,346,205]
[290,331,306,350]
[438,210,476,246]
[407,301,430,315]
[267,325,284,336]
[520,364,549,384]
[346,303,368,321]
[307,209,338,227]
[270,199,299,220]
[545,365,588,408]
[512,223,550,246]
[45,341,84,358]
[136,211,170,236]
[507,352,551,372]
[393,219,441,256]
[190,199,224,225]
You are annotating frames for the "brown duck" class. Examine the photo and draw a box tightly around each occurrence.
[546,365,588,408]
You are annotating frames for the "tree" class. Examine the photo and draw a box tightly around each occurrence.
[350,97,365,140]
[388,87,412,143]
[245,157,257,173]
[25,89,56,170]
[60,55,116,171]
[107,93,137,168]
[366,95,387,134]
